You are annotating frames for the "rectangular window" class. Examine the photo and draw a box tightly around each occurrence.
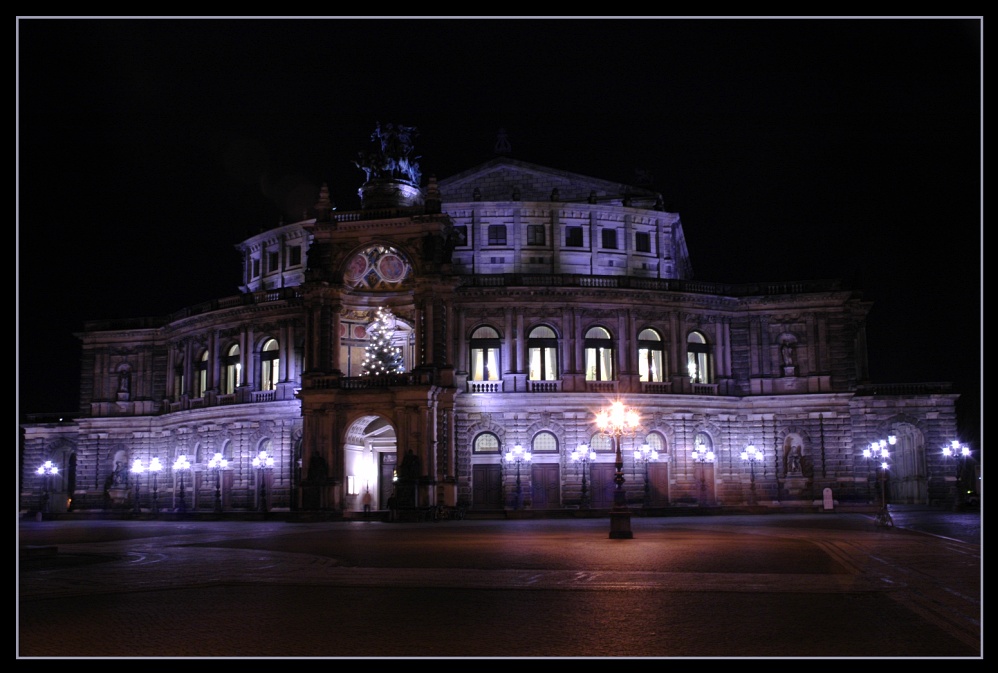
[268,252,279,272]
[454,225,468,246]
[487,225,507,246]
[601,228,618,249]
[252,259,261,278]
[635,232,651,253]
[527,224,545,246]
[288,246,302,266]
[566,227,583,247]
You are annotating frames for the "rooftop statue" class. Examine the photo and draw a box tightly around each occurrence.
[354,122,422,186]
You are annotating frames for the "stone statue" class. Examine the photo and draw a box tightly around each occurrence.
[354,122,421,185]
[781,341,795,367]
[399,449,420,480]
[788,446,803,474]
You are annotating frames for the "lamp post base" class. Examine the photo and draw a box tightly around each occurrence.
[609,509,633,539]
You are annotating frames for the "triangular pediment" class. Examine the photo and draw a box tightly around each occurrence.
[438,157,659,206]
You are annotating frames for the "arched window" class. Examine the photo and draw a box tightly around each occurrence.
[173,352,185,400]
[644,432,667,455]
[222,344,241,395]
[195,350,208,398]
[260,338,279,391]
[584,326,615,381]
[637,328,665,382]
[473,432,501,454]
[590,433,613,453]
[532,431,558,454]
[470,326,501,382]
[686,331,711,384]
[527,325,558,381]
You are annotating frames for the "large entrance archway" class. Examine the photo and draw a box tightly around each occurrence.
[344,415,398,511]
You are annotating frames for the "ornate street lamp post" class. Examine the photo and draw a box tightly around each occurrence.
[36,460,59,514]
[595,401,640,539]
[863,437,894,527]
[253,450,275,512]
[740,444,763,505]
[691,444,715,506]
[207,452,228,513]
[148,457,163,515]
[633,443,659,508]
[173,454,192,513]
[130,458,145,514]
[943,439,972,509]
[570,443,596,509]
[504,443,532,510]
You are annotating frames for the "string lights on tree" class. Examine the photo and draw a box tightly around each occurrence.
[362,306,404,376]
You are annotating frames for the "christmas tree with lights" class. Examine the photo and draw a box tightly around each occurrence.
[362,306,404,375]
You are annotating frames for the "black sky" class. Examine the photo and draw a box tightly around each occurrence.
[16,17,982,445]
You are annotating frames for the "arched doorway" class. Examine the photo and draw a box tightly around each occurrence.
[887,422,928,505]
[344,415,398,511]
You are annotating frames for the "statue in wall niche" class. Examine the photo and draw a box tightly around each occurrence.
[788,445,803,475]
[118,370,130,393]
[781,341,796,367]
[782,437,805,476]
[112,461,126,485]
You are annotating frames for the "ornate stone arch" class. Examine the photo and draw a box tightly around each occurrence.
[879,416,928,505]
[42,438,77,506]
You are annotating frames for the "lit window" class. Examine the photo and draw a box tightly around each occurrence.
[528,326,558,381]
[173,352,185,401]
[532,431,558,454]
[470,326,501,381]
[195,350,208,398]
[222,344,241,394]
[473,432,501,454]
[590,434,612,453]
[260,338,279,391]
[584,326,615,381]
[637,328,665,382]
[687,331,711,384]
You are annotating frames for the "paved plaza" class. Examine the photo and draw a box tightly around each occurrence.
[17,507,981,659]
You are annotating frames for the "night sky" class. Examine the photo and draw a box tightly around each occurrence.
[16,18,982,445]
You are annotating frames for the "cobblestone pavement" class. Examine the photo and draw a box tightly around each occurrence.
[17,509,981,659]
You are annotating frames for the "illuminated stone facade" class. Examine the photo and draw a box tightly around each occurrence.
[19,156,962,516]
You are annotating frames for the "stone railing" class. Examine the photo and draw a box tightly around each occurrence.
[460,274,843,297]
[527,380,562,393]
[467,380,504,393]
